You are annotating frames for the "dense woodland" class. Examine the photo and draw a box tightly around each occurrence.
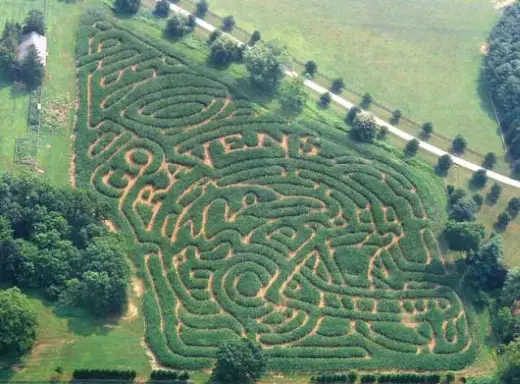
[0,175,130,318]
[486,2,520,163]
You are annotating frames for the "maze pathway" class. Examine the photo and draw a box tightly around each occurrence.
[74,15,476,372]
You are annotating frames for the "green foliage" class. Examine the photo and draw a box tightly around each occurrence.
[471,169,488,189]
[319,92,331,108]
[0,174,128,316]
[305,60,317,77]
[19,46,44,89]
[72,369,136,380]
[361,92,373,108]
[244,40,289,91]
[23,10,45,35]
[499,336,520,383]
[249,30,261,46]
[391,109,402,124]
[444,221,485,252]
[452,135,467,155]
[73,17,477,372]
[165,14,192,39]
[196,0,209,18]
[351,111,378,142]
[486,3,520,161]
[483,152,497,170]
[209,35,243,66]
[212,339,266,383]
[435,154,452,177]
[114,0,141,14]
[496,211,512,231]
[487,183,502,205]
[154,1,170,18]
[0,287,37,357]
[422,122,434,139]
[222,15,236,32]
[507,197,520,218]
[404,139,420,157]
[279,77,308,115]
[467,235,506,291]
[331,78,344,94]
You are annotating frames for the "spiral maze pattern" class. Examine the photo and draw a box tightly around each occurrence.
[75,18,476,371]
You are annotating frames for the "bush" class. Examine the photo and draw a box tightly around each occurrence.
[72,369,136,380]
[391,109,402,124]
[422,122,434,138]
[196,0,209,17]
[487,182,502,205]
[436,154,453,176]
[319,92,331,108]
[483,152,497,170]
[361,92,373,108]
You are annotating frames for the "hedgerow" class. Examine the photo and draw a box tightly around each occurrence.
[74,11,477,372]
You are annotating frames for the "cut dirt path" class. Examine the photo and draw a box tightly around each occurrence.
[166,1,520,190]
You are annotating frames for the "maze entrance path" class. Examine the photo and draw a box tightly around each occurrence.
[74,14,477,372]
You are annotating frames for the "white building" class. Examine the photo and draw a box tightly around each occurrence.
[18,32,47,67]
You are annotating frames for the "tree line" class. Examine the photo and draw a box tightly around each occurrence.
[486,2,520,165]
[0,10,46,89]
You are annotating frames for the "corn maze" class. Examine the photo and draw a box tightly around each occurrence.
[74,13,477,372]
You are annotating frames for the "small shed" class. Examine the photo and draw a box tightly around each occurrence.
[18,32,47,67]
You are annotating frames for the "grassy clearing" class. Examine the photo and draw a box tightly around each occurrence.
[0,286,150,382]
[177,0,504,165]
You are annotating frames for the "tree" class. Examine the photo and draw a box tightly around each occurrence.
[452,135,467,155]
[361,92,373,108]
[211,338,266,384]
[404,139,420,157]
[494,306,519,343]
[377,126,389,140]
[196,0,209,18]
[508,197,520,218]
[345,106,361,124]
[19,46,44,89]
[209,35,243,66]
[421,122,434,139]
[467,235,507,291]
[502,268,520,307]
[249,30,261,46]
[208,29,222,44]
[304,60,317,77]
[471,169,488,189]
[472,192,484,210]
[279,77,308,115]
[114,0,141,14]
[319,92,331,108]
[496,211,512,231]
[391,109,402,124]
[165,15,189,39]
[443,221,485,252]
[65,237,130,316]
[0,288,37,357]
[154,0,170,17]
[450,198,478,222]
[187,15,197,29]
[222,15,235,32]
[487,182,502,205]
[499,336,520,383]
[436,154,453,176]
[244,41,289,92]
[23,10,45,35]
[483,152,497,170]
[351,112,378,143]
[330,78,344,94]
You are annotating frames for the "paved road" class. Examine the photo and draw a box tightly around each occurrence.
[167,1,520,189]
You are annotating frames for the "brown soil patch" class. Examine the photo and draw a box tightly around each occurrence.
[480,43,489,55]
[123,301,138,321]
[70,135,76,188]
[133,277,145,297]
[104,219,117,232]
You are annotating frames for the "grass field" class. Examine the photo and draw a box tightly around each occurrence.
[183,0,503,159]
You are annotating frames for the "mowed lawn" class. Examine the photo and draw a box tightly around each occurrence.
[206,0,502,155]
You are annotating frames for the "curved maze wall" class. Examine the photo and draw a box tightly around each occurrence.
[75,17,476,371]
